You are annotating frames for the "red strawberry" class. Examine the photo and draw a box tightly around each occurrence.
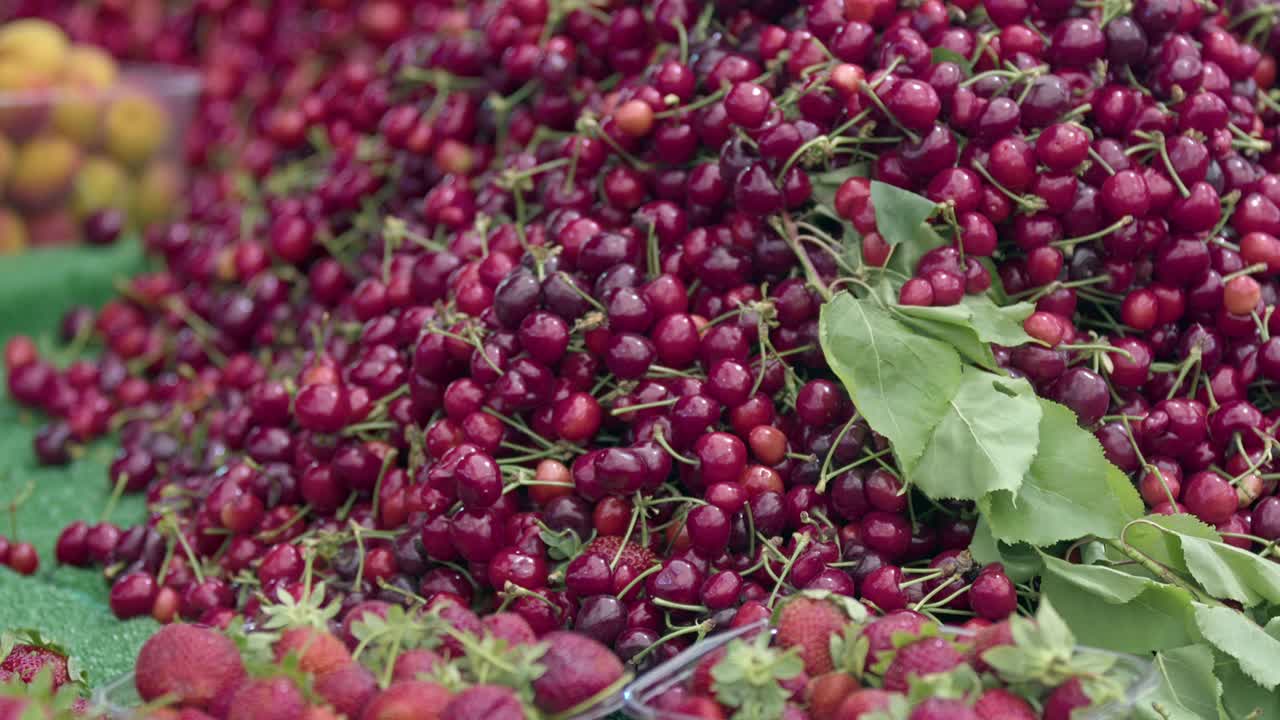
[775,596,847,676]
[302,707,341,720]
[881,637,964,692]
[582,536,656,572]
[275,627,352,676]
[341,600,391,648]
[975,688,1036,720]
[834,689,895,720]
[227,677,307,720]
[807,671,858,720]
[314,662,377,719]
[0,644,69,689]
[690,647,727,696]
[425,597,482,658]
[674,696,727,720]
[481,612,536,646]
[910,697,978,720]
[135,624,245,710]
[531,631,627,715]
[861,610,929,664]
[970,621,1014,672]
[360,680,453,720]
[391,648,442,682]
[1043,678,1091,720]
[441,684,526,720]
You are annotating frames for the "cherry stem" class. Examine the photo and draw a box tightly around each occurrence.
[1086,146,1116,176]
[968,160,1045,212]
[617,563,662,601]
[611,499,642,572]
[767,534,810,608]
[772,213,833,302]
[816,415,861,494]
[857,81,920,145]
[652,598,709,613]
[1051,215,1134,249]
[1061,342,1135,362]
[629,618,716,664]
[653,428,699,466]
[100,474,128,524]
[912,577,969,611]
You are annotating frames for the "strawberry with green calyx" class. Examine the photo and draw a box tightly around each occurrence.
[877,636,966,693]
[774,590,868,676]
[902,664,984,704]
[973,688,1036,720]
[0,664,86,720]
[438,627,547,707]
[135,624,246,710]
[0,631,82,690]
[906,697,979,720]
[842,691,909,720]
[979,599,1127,709]
[351,605,443,689]
[359,680,453,720]
[860,611,929,666]
[710,632,804,720]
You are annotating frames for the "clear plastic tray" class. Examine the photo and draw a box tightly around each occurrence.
[622,620,1160,720]
[91,669,628,720]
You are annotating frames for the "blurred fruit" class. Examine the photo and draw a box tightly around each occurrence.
[0,208,28,254]
[0,134,12,194]
[52,46,118,144]
[0,19,69,84]
[25,208,76,246]
[104,90,169,166]
[131,160,181,226]
[9,134,79,208]
[72,156,130,218]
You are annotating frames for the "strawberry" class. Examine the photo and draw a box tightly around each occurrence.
[391,648,442,682]
[881,637,964,692]
[135,624,245,710]
[674,696,727,720]
[774,595,848,676]
[974,688,1036,720]
[227,677,307,720]
[807,671,857,720]
[531,631,627,715]
[582,536,656,572]
[969,621,1014,672]
[481,612,536,646]
[360,680,453,720]
[834,689,895,720]
[341,600,391,649]
[302,707,341,720]
[1043,678,1091,720]
[690,647,727,696]
[441,684,526,720]
[275,627,352,676]
[314,662,377,719]
[425,597,482,658]
[910,697,978,720]
[0,633,76,689]
[861,610,929,665]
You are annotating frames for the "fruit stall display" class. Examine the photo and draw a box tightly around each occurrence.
[1,0,1280,718]
[0,19,197,253]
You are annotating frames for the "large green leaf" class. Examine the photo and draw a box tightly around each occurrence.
[910,368,1041,500]
[819,293,962,471]
[1138,644,1226,720]
[1193,605,1280,690]
[980,400,1143,545]
[1179,535,1280,608]
[1040,555,1198,653]
[1216,632,1280,720]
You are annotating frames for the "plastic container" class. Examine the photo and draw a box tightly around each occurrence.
[0,63,200,253]
[622,621,1160,720]
[91,670,628,720]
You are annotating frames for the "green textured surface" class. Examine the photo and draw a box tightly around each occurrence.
[0,239,158,686]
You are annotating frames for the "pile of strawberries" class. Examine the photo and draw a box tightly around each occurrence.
[637,592,1144,720]
[2,0,1280,716]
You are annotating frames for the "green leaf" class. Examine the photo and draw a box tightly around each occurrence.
[1118,514,1219,577]
[909,368,1041,500]
[1040,555,1198,653]
[1217,648,1280,720]
[1193,604,1280,690]
[1138,644,1226,720]
[893,313,998,369]
[1178,535,1280,608]
[869,181,946,277]
[930,47,973,74]
[980,400,1143,546]
[820,293,963,471]
[871,181,937,248]
[810,163,870,214]
[969,519,1043,582]
[713,635,803,720]
[0,239,148,341]
[896,295,1035,348]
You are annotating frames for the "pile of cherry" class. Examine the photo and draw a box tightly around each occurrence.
[4,0,1280,709]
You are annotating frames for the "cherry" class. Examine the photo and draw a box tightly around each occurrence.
[7,543,37,575]
[1183,472,1238,524]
